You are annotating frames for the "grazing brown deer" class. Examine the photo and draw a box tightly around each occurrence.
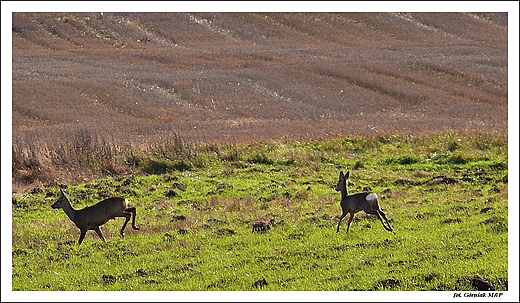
[335,170,393,234]
[51,189,139,245]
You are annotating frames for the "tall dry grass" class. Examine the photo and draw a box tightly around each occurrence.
[12,126,194,190]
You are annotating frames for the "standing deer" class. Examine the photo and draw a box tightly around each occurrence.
[335,170,393,234]
[51,189,139,245]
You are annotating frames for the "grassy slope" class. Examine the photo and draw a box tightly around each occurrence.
[12,133,508,291]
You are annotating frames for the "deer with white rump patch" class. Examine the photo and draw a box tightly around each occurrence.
[335,170,393,234]
[51,189,139,245]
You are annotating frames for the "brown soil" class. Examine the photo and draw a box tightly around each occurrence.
[11,12,509,190]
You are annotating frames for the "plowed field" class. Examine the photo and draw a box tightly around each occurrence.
[9,11,510,189]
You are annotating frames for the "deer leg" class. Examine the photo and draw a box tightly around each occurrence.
[378,210,393,231]
[367,207,393,232]
[345,213,355,233]
[120,212,131,237]
[336,211,348,233]
[78,228,87,245]
[93,226,106,242]
[125,207,139,230]
[375,212,391,231]
[362,207,391,231]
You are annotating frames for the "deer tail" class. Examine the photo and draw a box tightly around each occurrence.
[366,193,378,202]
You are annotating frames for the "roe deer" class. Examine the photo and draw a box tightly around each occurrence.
[335,170,393,234]
[51,189,139,245]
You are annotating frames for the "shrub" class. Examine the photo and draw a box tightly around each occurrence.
[247,153,274,165]
[447,155,467,165]
[447,141,459,152]
[379,155,420,166]
[398,155,420,165]
[141,158,173,175]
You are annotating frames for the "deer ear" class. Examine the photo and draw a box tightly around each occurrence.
[339,171,344,178]
[345,171,350,179]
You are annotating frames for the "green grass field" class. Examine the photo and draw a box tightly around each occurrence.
[11,133,509,293]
